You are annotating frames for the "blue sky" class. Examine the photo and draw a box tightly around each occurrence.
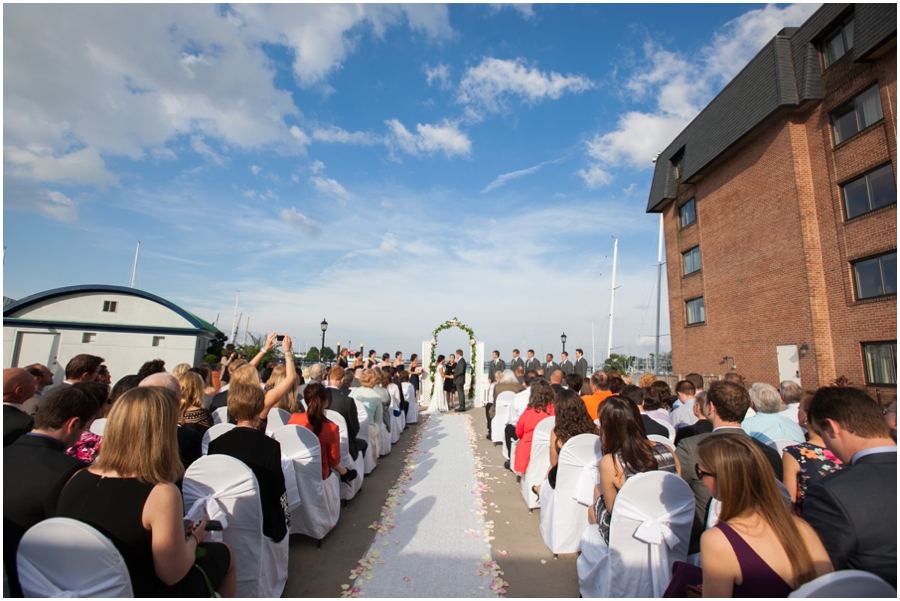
[3,3,821,363]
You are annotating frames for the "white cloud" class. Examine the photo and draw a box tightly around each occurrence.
[177,224,195,231]
[250,165,262,175]
[290,126,311,147]
[457,57,594,115]
[488,4,535,20]
[190,135,225,166]
[482,159,556,193]
[578,3,821,188]
[311,176,350,204]
[311,160,325,174]
[385,119,471,158]
[312,125,381,146]
[4,146,118,186]
[425,63,452,89]
[280,207,322,236]
[40,191,79,222]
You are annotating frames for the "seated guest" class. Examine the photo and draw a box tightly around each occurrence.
[588,396,679,543]
[171,363,191,378]
[802,386,897,588]
[3,368,35,446]
[535,389,598,496]
[265,365,299,413]
[779,380,803,424]
[514,379,555,474]
[289,383,357,483]
[782,392,843,514]
[177,372,214,435]
[396,370,411,417]
[374,369,393,432]
[188,364,218,409]
[136,358,166,381]
[350,369,383,455]
[642,384,672,424]
[325,367,366,460]
[21,363,54,416]
[670,380,699,429]
[608,374,625,394]
[581,372,613,421]
[638,372,656,387]
[549,369,565,395]
[208,384,288,542]
[341,368,356,394]
[651,380,676,411]
[742,382,806,445]
[66,382,111,464]
[619,385,670,438]
[209,358,247,410]
[665,434,832,597]
[673,391,713,445]
[504,371,537,469]
[485,369,524,440]
[110,374,143,404]
[56,386,236,597]
[565,373,583,395]
[140,374,202,469]
[4,386,96,596]
[224,334,297,425]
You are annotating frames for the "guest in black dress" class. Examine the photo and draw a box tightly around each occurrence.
[337,348,349,369]
[444,355,457,410]
[408,354,422,396]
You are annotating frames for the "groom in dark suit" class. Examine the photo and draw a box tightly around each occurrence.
[454,349,467,412]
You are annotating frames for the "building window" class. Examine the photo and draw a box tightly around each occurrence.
[853,251,897,300]
[822,17,854,68]
[842,163,896,220]
[686,297,705,325]
[152,336,165,347]
[862,342,896,386]
[832,85,883,145]
[102,300,118,313]
[82,333,96,343]
[680,198,696,228]
[683,246,701,275]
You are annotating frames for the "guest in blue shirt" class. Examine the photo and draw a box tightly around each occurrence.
[742,382,805,445]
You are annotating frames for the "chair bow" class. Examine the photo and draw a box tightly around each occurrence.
[183,473,259,542]
[573,463,601,507]
[18,553,130,598]
[281,455,302,511]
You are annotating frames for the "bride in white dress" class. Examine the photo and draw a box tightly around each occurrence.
[423,354,449,414]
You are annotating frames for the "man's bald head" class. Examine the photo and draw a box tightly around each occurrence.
[4,368,36,404]
[550,370,564,385]
[139,372,181,402]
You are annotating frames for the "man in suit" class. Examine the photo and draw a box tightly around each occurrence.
[4,386,97,596]
[573,349,588,379]
[525,350,541,373]
[326,366,366,460]
[544,353,559,378]
[3,368,35,447]
[21,364,54,416]
[803,386,897,588]
[619,385,669,438]
[510,349,525,377]
[676,380,783,554]
[559,352,574,376]
[139,373,202,469]
[488,351,506,383]
[454,349,467,412]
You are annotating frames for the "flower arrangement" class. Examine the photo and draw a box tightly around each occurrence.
[428,317,478,400]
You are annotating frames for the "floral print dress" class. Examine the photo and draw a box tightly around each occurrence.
[784,442,843,513]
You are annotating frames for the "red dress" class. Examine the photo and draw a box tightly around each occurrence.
[288,413,341,480]
[514,404,555,473]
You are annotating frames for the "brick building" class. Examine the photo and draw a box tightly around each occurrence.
[646,4,896,395]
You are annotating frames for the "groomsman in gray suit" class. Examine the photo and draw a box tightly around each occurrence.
[453,350,468,412]
[560,352,574,376]
[574,349,588,378]
[488,351,506,382]
[544,354,559,378]
[510,350,525,375]
[525,350,541,373]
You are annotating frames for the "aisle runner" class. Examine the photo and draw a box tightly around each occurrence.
[342,413,508,598]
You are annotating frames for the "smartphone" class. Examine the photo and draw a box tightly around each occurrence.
[205,520,223,531]
[183,519,192,532]
[276,335,285,342]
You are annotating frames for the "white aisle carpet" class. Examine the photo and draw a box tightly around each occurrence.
[343,413,507,598]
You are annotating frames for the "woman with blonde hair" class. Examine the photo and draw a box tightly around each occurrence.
[265,365,299,413]
[350,369,383,455]
[227,333,297,425]
[665,434,832,597]
[638,372,657,388]
[171,363,191,378]
[57,387,236,597]
[177,371,214,434]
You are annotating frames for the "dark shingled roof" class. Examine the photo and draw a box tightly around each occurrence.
[646,3,895,213]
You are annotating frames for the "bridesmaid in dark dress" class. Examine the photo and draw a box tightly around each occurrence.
[444,354,456,410]
[408,354,422,399]
[337,348,349,369]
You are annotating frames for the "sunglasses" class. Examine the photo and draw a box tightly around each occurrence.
[694,463,716,480]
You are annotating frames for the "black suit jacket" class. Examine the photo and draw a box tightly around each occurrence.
[3,405,34,447]
[327,386,360,460]
[209,390,228,411]
[454,358,466,385]
[488,359,506,382]
[525,358,541,373]
[177,426,202,469]
[574,357,588,378]
[510,357,525,374]
[802,451,897,588]
[560,360,574,375]
[641,414,669,438]
[4,434,84,594]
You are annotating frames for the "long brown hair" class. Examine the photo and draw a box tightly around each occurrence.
[697,435,816,587]
[554,389,599,447]
[266,365,298,412]
[528,379,554,415]
[598,395,657,474]
[177,371,205,421]
[94,387,184,484]
[304,383,330,436]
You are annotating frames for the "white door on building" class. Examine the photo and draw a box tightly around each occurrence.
[12,332,60,372]
[776,344,801,386]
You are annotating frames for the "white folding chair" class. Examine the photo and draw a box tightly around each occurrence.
[771,438,799,454]
[379,417,391,456]
[648,416,676,442]
[522,417,555,509]
[89,418,107,437]
[354,400,377,474]
[211,406,229,425]
[648,434,676,453]
[789,569,897,598]
[201,422,236,455]
[388,385,404,443]
[539,433,602,554]
[491,391,515,445]
[402,382,418,424]
[325,410,365,501]
[273,425,340,541]
[182,455,288,598]
[577,471,694,598]
[17,518,133,598]
[265,408,292,435]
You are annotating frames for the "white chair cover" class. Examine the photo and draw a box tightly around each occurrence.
[379,420,391,456]
[17,518,133,598]
[201,422,236,455]
[89,418,107,437]
[325,410,365,501]
[539,433,602,554]
[273,425,340,540]
[212,406,229,425]
[402,382,418,424]
[265,408,292,435]
[648,434,676,453]
[771,438,798,454]
[388,384,404,443]
[648,416,676,442]
[521,416,555,509]
[789,569,898,598]
[355,400,377,474]
[577,471,694,598]
[491,391,515,444]
[182,454,288,599]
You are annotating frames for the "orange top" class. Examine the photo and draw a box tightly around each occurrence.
[288,412,341,480]
[582,391,613,421]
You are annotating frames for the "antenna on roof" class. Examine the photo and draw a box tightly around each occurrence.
[130,241,141,288]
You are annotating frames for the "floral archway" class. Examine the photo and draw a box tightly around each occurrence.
[428,317,477,400]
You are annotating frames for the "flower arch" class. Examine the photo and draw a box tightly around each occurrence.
[428,317,477,400]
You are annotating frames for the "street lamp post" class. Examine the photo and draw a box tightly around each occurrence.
[561,332,567,356]
[320,318,328,365]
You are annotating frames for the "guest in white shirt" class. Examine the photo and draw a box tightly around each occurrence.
[779,380,803,424]
[670,380,699,430]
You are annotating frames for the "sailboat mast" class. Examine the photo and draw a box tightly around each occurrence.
[607,238,618,361]
[130,241,140,288]
[243,314,250,345]
[655,215,664,374]
[230,292,240,344]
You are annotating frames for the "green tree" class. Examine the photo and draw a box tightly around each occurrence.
[206,331,228,359]
[320,346,335,362]
[305,346,320,362]
[237,333,279,368]
[602,353,630,373]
